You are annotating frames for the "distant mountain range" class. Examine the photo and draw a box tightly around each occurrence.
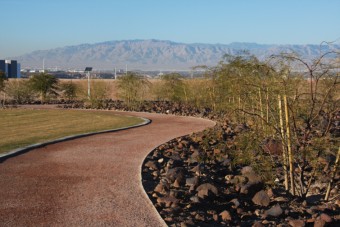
[13,39,340,71]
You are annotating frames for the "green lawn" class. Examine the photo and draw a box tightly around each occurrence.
[0,109,144,153]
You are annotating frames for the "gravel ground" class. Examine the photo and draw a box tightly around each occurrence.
[0,110,215,226]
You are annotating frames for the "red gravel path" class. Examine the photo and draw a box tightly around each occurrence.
[0,111,215,226]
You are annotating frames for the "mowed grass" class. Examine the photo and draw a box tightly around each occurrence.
[0,109,144,153]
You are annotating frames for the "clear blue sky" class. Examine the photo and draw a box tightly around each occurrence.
[1,0,339,58]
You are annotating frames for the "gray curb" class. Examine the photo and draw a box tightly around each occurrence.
[0,117,151,161]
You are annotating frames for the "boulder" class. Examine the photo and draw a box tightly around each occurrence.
[320,213,332,223]
[173,179,181,188]
[195,213,205,221]
[154,181,169,194]
[185,176,199,187]
[240,166,263,195]
[313,219,326,227]
[230,198,240,208]
[252,221,265,227]
[264,204,283,217]
[166,167,185,183]
[157,195,179,208]
[252,190,271,207]
[190,196,200,203]
[145,160,158,171]
[196,183,218,199]
[190,164,202,175]
[219,210,232,221]
[154,183,165,194]
[288,220,305,227]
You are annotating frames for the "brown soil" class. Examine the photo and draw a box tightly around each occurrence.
[0,110,215,226]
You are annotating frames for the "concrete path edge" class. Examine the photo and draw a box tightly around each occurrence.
[0,117,151,162]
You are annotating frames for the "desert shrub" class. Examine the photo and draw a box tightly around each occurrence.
[231,130,276,183]
[157,73,187,102]
[4,80,36,103]
[28,73,59,102]
[116,73,151,107]
[77,80,111,108]
[60,81,78,101]
[184,79,212,108]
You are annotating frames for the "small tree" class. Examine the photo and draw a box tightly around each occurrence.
[272,50,339,198]
[116,72,150,107]
[29,73,59,103]
[4,80,36,104]
[60,81,77,101]
[88,80,110,108]
[158,73,186,102]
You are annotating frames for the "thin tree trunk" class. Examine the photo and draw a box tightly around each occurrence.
[266,87,275,135]
[325,147,340,201]
[183,86,188,103]
[266,88,269,124]
[259,88,264,130]
[284,95,295,195]
[238,96,241,110]
[278,95,289,191]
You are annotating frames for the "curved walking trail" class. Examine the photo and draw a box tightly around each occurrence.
[0,110,215,226]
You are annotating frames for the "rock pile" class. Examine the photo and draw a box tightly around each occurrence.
[142,124,339,226]
[62,100,229,121]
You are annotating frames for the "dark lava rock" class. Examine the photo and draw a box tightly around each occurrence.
[252,190,271,207]
[154,179,170,193]
[196,183,218,199]
[186,176,199,187]
[219,210,232,221]
[252,221,265,227]
[314,219,326,227]
[190,164,202,176]
[145,160,158,171]
[195,213,205,221]
[157,195,179,208]
[320,213,332,223]
[166,167,185,184]
[264,204,283,217]
[288,219,306,227]
[190,196,200,203]
[230,198,240,208]
[240,169,264,196]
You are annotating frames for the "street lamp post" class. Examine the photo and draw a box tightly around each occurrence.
[84,67,92,99]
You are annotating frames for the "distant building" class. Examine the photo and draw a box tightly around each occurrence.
[0,60,21,78]
[0,60,5,75]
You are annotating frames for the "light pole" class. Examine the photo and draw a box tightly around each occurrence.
[84,67,92,99]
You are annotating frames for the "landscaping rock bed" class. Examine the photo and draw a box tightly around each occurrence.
[142,125,339,226]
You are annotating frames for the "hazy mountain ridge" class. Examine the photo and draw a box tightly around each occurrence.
[14,39,340,70]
